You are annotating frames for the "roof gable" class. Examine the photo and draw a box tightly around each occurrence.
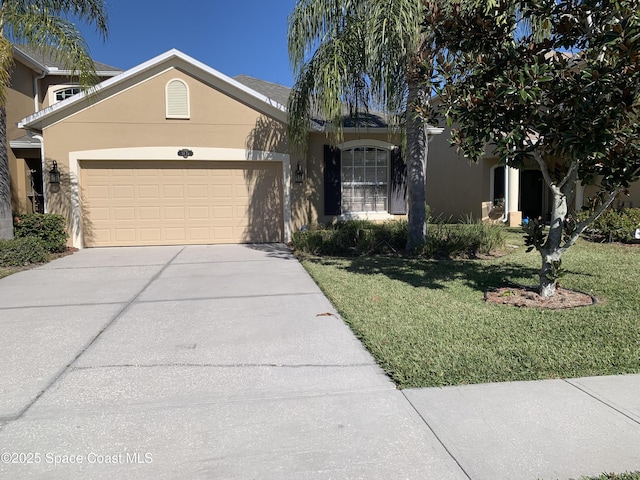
[19,49,288,131]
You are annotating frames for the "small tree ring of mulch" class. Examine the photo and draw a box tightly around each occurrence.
[484,284,597,309]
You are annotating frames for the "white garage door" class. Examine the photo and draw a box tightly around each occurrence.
[81,160,283,247]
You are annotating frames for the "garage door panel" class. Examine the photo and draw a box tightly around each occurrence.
[187,185,208,198]
[189,227,210,241]
[115,229,136,242]
[162,185,185,198]
[188,206,209,220]
[112,185,135,199]
[163,206,186,220]
[92,229,112,243]
[137,185,159,199]
[81,160,283,247]
[87,185,110,199]
[88,207,111,221]
[139,207,161,220]
[139,228,162,242]
[114,207,135,221]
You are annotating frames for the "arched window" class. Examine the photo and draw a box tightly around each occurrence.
[165,79,190,119]
[54,86,80,102]
[341,146,389,213]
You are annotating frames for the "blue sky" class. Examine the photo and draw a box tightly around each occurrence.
[79,1,299,87]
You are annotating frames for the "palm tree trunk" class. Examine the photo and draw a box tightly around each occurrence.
[405,79,428,251]
[0,105,13,239]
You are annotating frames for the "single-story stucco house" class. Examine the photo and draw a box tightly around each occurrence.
[10,48,640,248]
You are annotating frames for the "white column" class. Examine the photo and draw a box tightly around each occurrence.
[507,166,521,226]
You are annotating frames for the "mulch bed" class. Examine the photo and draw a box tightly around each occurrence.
[485,285,596,309]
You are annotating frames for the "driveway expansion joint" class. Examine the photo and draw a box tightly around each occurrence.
[38,264,169,270]
[564,378,640,426]
[71,363,376,370]
[6,247,186,423]
[401,390,473,480]
[136,292,325,304]
[0,301,127,312]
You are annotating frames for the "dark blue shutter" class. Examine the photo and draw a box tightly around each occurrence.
[324,145,342,215]
[389,147,407,214]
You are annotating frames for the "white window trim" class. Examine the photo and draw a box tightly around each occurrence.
[338,142,394,218]
[165,78,190,119]
[338,139,395,150]
[47,84,80,107]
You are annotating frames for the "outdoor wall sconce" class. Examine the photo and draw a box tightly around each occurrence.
[177,148,194,158]
[49,161,60,185]
[294,162,304,184]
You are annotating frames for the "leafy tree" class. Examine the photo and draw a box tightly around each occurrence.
[0,0,109,240]
[287,0,440,250]
[432,0,640,297]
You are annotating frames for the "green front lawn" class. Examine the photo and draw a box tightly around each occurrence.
[300,229,640,388]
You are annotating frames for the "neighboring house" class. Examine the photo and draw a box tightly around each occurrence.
[427,132,640,226]
[7,45,122,215]
[11,48,639,248]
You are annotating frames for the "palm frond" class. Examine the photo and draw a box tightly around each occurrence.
[0,0,109,97]
[0,38,13,107]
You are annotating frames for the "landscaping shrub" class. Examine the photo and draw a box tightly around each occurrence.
[13,213,68,253]
[292,218,505,258]
[292,220,407,256]
[582,208,640,243]
[0,237,49,267]
[422,217,506,258]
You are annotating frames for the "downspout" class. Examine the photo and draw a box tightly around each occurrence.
[33,70,47,212]
[32,133,46,213]
[33,70,46,113]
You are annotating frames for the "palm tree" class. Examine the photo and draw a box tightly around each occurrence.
[0,0,109,239]
[287,0,436,250]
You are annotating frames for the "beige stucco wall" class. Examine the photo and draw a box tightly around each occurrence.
[39,67,299,242]
[44,69,288,154]
[6,61,37,213]
[583,181,640,211]
[426,132,489,221]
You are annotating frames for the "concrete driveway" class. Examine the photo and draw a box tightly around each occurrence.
[0,244,466,479]
[2,244,639,479]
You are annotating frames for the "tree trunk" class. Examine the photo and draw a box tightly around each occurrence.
[0,105,13,240]
[539,251,562,298]
[405,79,428,251]
[537,171,574,298]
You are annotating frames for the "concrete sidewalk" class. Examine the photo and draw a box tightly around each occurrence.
[0,244,638,479]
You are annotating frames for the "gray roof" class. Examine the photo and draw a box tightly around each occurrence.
[13,44,122,74]
[234,74,390,128]
[233,75,291,107]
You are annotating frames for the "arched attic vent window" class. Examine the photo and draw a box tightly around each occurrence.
[166,79,190,119]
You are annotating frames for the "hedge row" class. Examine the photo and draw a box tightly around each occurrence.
[0,214,68,268]
[291,219,505,258]
[583,208,640,243]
